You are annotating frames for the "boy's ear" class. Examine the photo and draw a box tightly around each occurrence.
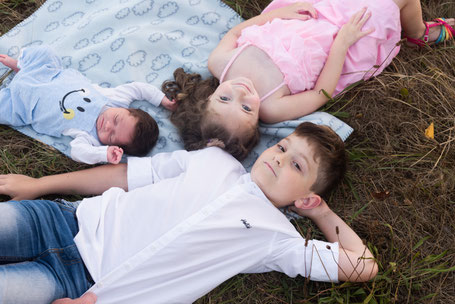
[294,194,321,210]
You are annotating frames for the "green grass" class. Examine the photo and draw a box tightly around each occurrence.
[1,0,455,303]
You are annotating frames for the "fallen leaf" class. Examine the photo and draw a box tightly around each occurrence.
[372,191,390,200]
[425,122,434,139]
[400,88,409,98]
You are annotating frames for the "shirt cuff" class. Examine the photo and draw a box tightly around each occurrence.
[127,156,153,191]
[308,240,339,283]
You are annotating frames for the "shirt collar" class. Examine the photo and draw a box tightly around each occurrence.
[239,173,272,204]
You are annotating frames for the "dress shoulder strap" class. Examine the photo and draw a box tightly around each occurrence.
[219,42,251,83]
[220,42,287,102]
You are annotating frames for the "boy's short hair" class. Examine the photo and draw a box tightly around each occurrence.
[294,122,347,198]
[120,108,159,156]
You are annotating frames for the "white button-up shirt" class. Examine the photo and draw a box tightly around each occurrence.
[75,147,339,303]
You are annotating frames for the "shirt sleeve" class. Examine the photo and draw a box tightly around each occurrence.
[264,235,340,283]
[127,150,191,191]
[17,45,63,71]
[64,129,108,164]
[93,82,165,108]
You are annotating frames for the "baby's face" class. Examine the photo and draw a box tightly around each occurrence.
[96,108,137,146]
[208,77,260,136]
[251,134,319,208]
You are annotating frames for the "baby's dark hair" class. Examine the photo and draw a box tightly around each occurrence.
[119,108,159,156]
[294,122,347,198]
[163,68,260,161]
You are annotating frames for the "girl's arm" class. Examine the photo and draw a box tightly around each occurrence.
[0,164,128,201]
[259,8,374,123]
[208,2,317,76]
[291,200,378,282]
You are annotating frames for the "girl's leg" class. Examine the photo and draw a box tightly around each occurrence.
[0,54,19,72]
[393,0,454,42]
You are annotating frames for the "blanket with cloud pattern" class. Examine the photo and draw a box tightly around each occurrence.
[0,0,352,169]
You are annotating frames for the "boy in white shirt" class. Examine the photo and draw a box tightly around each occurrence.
[0,46,176,164]
[0,122,378,304]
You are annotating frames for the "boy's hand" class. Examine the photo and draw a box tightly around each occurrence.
[52,292,97,304]
[290,199,331,220]
[0,174,41,200]
[161,96,178,112]
[107,146,123,164]
[269,2,318,21]
[336,7,375,49]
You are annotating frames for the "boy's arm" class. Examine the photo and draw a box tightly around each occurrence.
[208,2,316,77]
[259,8,374,123]
[292,200,378,282]
[0,164,128,201]
[0,150,192,201]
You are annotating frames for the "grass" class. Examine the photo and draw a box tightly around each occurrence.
[1,0,455,303]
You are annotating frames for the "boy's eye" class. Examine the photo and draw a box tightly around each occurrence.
[277,144,285,152]
[114,115,118,125]
[293,161,301,171]
[220,96,230,101]
[242,105,251,112]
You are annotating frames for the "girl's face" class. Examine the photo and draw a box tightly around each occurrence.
[208,77,260,136]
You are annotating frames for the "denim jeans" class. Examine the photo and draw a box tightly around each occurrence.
[0,200,92,303]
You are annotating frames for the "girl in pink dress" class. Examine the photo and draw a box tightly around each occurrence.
[165,0,454,161]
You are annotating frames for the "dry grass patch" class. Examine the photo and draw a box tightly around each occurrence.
[1,0,455,302]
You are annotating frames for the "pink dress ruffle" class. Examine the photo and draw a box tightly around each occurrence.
[236,0,401,95]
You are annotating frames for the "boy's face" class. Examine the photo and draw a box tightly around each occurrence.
[208,77,260,136]
[96,108,137,146]
[251,134,320,208]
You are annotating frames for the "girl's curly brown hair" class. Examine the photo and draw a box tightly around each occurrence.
[163,68,260,161]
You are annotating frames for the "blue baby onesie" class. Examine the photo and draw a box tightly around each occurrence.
[0,46,109,138]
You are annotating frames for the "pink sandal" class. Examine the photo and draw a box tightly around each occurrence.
[406,18,455,47]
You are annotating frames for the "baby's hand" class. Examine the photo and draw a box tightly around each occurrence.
[161,96,178,112]
[337,7,375,48]
[107,146,123,164]
[270,2,318,21]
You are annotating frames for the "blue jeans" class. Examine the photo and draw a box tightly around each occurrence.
[0,200,92,303]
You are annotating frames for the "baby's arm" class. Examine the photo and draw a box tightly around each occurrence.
[292,200,378,282]
[209,2,317,77]
[0,54,19,72]
[66,130,110,164]
[260,8,374,123]
[94,82,167,109]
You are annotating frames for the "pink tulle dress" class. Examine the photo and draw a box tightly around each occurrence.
[235,0,401,95]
